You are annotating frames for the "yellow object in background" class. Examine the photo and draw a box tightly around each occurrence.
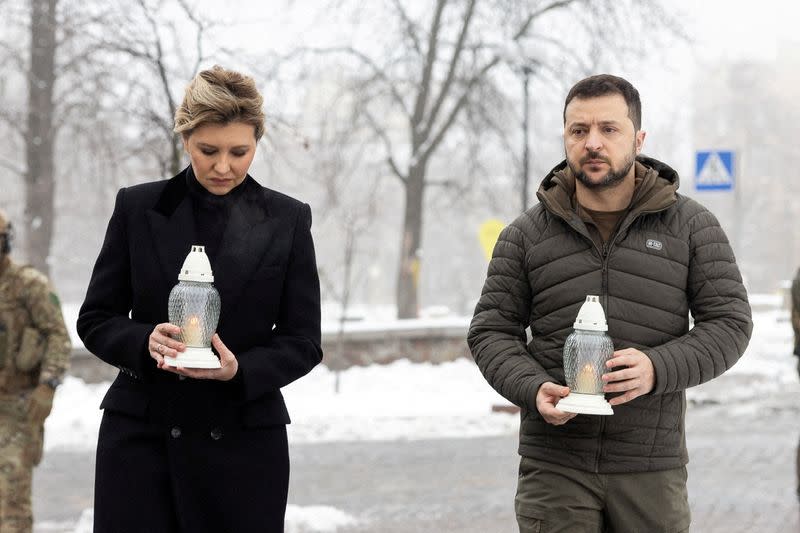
[478,219,505,261]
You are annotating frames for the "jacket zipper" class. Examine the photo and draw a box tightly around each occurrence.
[592,209,661,472]
[595,241,610,472]
[545,203,672,473]
[601,242,609,311]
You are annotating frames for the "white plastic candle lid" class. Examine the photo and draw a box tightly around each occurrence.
[177,245,215,282]
[573,295,607,331]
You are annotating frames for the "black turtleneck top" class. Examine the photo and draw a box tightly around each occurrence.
[185,167,247,264]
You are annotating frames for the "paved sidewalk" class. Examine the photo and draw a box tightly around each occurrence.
[33,374,800,532]
[684,378,800,533]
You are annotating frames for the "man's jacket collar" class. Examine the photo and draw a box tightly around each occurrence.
[536,155,680,222]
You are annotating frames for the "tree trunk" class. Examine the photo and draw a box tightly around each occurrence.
[170,132,182,176]
[521,70,530,213]
[396,163,426,319]
[334,221,356,392]
[24,0,57,276]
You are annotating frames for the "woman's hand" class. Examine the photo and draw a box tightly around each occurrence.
[170,334,239,382]
[148,322,184,369]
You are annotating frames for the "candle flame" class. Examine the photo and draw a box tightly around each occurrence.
[183,315,204,346]
[575,363,598,393]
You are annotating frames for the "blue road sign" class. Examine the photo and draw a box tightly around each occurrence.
[695,150,735,191]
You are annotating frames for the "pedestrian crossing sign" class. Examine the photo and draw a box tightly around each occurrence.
[695,150,735,191]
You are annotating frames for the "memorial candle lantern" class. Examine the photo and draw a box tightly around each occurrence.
[556,295,614,415]
[163,245,221,369]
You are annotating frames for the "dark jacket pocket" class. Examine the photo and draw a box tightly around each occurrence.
[100,382,150,419]
[516,510,543,533]
[242,391,291,427]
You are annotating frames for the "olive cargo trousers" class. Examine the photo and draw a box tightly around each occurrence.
[515,456,690,533]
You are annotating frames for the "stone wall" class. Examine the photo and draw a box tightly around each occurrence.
[70,321,473,383]
[321,323,471,368]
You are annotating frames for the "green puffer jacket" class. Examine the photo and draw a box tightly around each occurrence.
[468,155,752,474]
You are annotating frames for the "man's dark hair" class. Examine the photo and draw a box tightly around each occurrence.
[563,74,641,131]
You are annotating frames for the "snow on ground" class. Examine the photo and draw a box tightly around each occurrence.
[45,306,798,453]
[35,505,359,533]
[285,504,360,532]
[43,378,106,452]
[283,358,517,443]
[44,358,516,452]
[34,509,93,533]
[727,309,795,382]
[686,308,798,407]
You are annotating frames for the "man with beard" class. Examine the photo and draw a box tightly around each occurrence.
[468,74,752,532]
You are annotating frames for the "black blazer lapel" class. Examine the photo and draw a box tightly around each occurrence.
[146,172,197,285]
[214,178,276,314]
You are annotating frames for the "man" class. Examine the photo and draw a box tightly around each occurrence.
[791,268,800,502]
[0,210,70,532]
[468,74,752,532]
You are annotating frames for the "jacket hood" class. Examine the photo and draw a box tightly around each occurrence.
[536,155,680,221]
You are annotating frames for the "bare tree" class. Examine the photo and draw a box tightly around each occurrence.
[297,0,684,318]
[0,0,232,275]
[0,0,113,274]
[95,0,217,176]
[318,200,379,392]
[306,107,382,387]
[24,0,58,274]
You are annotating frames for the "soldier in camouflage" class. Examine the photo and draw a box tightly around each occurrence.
[0,210,70,532]
[792,268,800,502]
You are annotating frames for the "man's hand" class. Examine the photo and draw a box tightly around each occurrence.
[602,348,655,406]
[27,383,55,425]
[536,382,578,425]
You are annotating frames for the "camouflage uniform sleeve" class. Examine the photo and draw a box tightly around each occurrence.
[792,269,800,356]
[21,269,71,383]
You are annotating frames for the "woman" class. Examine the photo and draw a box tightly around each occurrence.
[77,65,322,532]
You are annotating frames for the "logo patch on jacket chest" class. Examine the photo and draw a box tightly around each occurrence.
[646,239,663,251]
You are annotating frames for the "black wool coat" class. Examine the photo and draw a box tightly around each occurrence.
[77,168,322,531]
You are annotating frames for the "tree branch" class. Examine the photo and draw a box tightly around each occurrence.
[294,46,410,116]
[410,0,446,139]
[418,0,582,163]
[427,179,457,187]
[421,54,500,162]
[0,154,24,176]
[0,108,26,137]
[175,0,208,74]
[421,0,476,141]
[0,40,27,71]
[361,104,407,184]
[389,0,422,56]
[136,0,179,121]
[513,0,583,41]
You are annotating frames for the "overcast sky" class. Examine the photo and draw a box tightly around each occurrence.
[197,1,800,58]
[678,0,800,62]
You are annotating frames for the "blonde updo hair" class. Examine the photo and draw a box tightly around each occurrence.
[174,65,265,140]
